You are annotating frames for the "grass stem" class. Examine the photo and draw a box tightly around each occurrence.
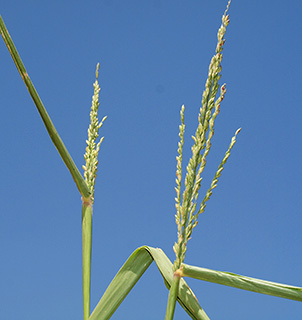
[82,202,93,320]
[164,271,181,320]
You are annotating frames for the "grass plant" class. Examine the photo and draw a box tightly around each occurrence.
[1,1,301,319]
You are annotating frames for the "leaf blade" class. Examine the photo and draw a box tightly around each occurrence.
[182,263,302,302]
[0,14,90,199]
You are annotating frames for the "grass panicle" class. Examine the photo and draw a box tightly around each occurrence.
[173,0,236,272]
[166,2,236,319]
[83,63,107,204]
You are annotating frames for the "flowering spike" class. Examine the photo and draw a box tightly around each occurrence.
[83,63,106,204]
[172,0,238,271]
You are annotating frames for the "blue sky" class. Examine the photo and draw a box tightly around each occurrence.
[1,1,302,319]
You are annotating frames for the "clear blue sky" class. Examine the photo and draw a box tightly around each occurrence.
[1,1,302,319]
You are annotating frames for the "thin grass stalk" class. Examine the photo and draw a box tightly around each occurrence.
[0,15,91,200]
[82,202,93,320]
[180,264,302,302]
[164,271,181,320]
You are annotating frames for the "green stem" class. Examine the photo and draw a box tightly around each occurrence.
[82,202,93,320]
[0,15,90,200]
[165,271,181,320]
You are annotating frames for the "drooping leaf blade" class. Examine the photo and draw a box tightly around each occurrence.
[89,246,210,320]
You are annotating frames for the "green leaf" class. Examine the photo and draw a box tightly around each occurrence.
[181,263,302,302]
[0,14,90,200]
[89,246,209,320]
